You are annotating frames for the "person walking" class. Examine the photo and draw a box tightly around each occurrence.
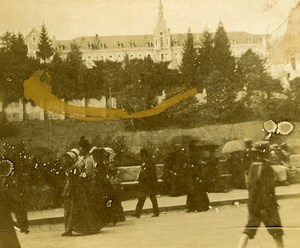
[133,149,159,218]
[185,143,209,212]
[61,152,102,236]
[91,148,119,225]
[0,159,29,248]
[236,143,284,248]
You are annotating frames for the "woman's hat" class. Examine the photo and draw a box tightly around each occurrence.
[0,159,14,177]
[70,148,80,157]
[66,152,76,160]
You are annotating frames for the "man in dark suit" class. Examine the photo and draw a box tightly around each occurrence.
[133,149,159,218]
[236,142,284,248]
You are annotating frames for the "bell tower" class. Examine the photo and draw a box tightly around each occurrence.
[153,0,171,61]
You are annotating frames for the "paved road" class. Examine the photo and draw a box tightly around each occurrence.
[18,198,300,248]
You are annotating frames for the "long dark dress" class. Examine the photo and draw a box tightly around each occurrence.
[92,163,119,225]
[185,157,209,212]
[63,165,102,234]
[163,152,186,196]
[0,177,29,248]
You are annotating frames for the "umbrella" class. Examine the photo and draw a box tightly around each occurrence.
[222,140,246,153]
[194,140,218,148]
[103,147,116,162]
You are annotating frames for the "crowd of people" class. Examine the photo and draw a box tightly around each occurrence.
[1,135,293,247]
[60,136,126,236]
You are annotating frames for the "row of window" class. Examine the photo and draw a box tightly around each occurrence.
[85,52,180,61]
[230,38,263,45]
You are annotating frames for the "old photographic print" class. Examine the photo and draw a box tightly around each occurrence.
[0,0,300,247]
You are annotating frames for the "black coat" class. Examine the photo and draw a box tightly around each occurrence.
[247,161,278,214]
[0,177,29,248]
[138,158,158,194]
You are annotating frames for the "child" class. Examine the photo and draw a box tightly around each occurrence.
[236,142,284,248]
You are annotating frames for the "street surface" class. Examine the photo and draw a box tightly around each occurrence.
[18,198,300,248]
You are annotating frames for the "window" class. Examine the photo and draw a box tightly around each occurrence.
[160,37,164,47]
[129,41,135,48]
[291,55,296,70]
[161,54,164,61]
[146,41,153,48]
[130,54,134,59]
[139,54,143,59]
[87,43,91,49]
[109,55,113,60]
[166,38,168,46]
[155,39,158,46]
[117,41,123,49]
[117,55,122,61]
[32,34,36,44]
[100,42,105,49]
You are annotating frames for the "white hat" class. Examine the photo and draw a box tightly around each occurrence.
[66,152,76,160]
[89,146,98,154]
[70,148,80,157]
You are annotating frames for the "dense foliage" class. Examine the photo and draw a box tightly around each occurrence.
[1,22,299,129]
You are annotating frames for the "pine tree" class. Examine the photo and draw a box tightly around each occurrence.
[0,32,39,122]
[212,22,235,76]
[196,28,214,83]
[180,29,198,86]
[37,24,54,63]
[204,23,240,120]
[237,49,283,118]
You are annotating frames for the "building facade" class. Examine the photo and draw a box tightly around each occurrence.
[24,0,269,70]
[270,1,300,89]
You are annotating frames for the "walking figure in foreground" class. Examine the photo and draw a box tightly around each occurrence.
[133,149,159,218]
[0,159,29,248]
[236,142,284,248]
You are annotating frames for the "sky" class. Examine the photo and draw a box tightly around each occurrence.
[0,0,298,40]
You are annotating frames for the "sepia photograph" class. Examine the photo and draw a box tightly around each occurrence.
[0,0,300,247]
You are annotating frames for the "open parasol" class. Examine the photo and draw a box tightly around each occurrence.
[222,140,246,153]
[103,147,116,162]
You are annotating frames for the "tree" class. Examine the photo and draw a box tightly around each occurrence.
[0,32,40,122]
[180,29,198,87]
[48,44,87,118]
[196,28,214,85]
[50,44,86,100]
[237,49,283,118]
[202,23,240,120]
[37,24,54,63]
[211,22,235,77]
[205,70,239,119]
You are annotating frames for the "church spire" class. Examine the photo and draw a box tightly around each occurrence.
[154,0,168,34]
[158,0,163,16]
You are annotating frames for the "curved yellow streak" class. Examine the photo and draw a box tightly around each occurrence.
[23,70,197,121]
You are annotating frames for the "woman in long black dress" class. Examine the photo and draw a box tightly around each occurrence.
[91,148,119,225]
[61,152,102,236]
[185,144,209,212]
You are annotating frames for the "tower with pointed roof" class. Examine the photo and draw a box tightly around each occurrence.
[153,0,171,62]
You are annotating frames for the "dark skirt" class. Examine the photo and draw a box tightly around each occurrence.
[64,179,103,233]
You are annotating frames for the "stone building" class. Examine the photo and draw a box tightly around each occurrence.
[24,0,269,70]
[270,1,300,89]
